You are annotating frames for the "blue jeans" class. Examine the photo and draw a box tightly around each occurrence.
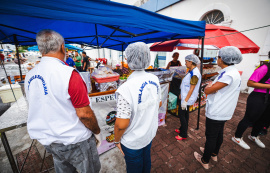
[121,142,152,173]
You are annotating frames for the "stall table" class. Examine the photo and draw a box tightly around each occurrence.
[0,96,28,173]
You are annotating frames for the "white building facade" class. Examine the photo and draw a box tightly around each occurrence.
[134,0,270,92]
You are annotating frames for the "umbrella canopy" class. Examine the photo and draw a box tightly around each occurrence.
[28,44,83,52]
[150,24,260,54]
[0,0,205,51]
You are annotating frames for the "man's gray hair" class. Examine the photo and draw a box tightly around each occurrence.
[36,29,64,54]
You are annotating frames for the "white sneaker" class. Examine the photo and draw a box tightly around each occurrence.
[248,135,265,148]
[232,136,250,149]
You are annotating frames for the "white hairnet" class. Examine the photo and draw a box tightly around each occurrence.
[125,42,150,70]
[185,54,200,64]
[218,46,242,64]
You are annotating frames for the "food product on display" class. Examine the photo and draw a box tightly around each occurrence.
[96,81,117,92]
[92,67,119,83]
[148,70,174,83]
[106,133,115,143]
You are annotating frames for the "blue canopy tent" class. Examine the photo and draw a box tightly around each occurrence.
[0,1,206,172]
[28,44,83,52]
[0,0,205,50]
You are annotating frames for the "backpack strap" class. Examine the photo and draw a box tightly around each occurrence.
[259,63,270,84]
[258,63,270,103]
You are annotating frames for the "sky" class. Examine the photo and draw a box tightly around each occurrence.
[111,0,138,5]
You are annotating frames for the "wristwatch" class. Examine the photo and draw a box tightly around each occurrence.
[114,141,120,144]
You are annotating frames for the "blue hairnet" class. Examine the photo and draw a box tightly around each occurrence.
[218,46,242,64]
[185,54,200,64]
[125,42,150,70]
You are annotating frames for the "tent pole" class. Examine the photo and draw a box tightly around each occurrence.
[196,37,204,130]
[13,34,23,81]
[95,24,100,58]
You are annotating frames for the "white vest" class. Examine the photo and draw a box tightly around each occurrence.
[206,66,241,121]
[25,56,92,145]
[180,67,202,105]
[116,71,161,149]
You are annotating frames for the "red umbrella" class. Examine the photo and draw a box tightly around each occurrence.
[150,24,260,54]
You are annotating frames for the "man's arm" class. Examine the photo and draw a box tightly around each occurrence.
[75,105,100,134]
[83,61,86,70]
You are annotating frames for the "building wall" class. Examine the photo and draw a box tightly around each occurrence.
[153,0,270,92]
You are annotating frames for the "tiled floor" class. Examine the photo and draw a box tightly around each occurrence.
[151,93,270,172]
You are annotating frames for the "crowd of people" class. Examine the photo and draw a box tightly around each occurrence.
[65,50,92,72]
[24,29,269,173]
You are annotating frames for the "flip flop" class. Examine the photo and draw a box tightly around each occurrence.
[175,135,186,140]
[194,152,209,169]
[199,147,217,162]
[174,129,180,134]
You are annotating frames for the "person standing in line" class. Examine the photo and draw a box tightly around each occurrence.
[74,51,82,72]
[232,51,270,149]
[194,46,243,169]
[65,52,76,68]
[175,54,201,140]
[82,51,90,72]
[166,52,182,69]
[25,29,101,173]
[114,42,162,173]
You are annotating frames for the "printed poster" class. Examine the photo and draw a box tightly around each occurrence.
[158,83,169,126]
[89,94,117,155]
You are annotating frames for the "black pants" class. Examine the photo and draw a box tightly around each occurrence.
[202,117,226,163]
[178,104,190,138]
[235,92,270,138]
[76,66,82,72]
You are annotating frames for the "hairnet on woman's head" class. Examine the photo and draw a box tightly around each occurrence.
[125,42,150,70]
[218,46,242,64]
[185,54,200,64]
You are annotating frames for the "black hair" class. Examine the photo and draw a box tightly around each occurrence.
[192,62,197,66]
[82,51,86,55]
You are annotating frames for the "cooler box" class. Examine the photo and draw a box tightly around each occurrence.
[0,84,23,103]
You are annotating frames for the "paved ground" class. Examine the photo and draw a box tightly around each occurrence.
[1,93,269,173]
[151,93,270,172]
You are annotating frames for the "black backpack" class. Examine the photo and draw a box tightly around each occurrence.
[258,63,270,103]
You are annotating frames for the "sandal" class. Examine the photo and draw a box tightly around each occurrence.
[194,152,209,169]
[175,135,186,140]
[200,147,218,162]
[174,129,180,134]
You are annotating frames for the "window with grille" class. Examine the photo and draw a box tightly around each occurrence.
[201,10,224,24]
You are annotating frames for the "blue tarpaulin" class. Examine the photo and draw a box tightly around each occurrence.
[0,0,205,51]
[28,44,83,52]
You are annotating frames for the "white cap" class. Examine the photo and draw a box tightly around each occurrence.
[218,46,242,64]
[185,54,200,64]
[125,42,150,70]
